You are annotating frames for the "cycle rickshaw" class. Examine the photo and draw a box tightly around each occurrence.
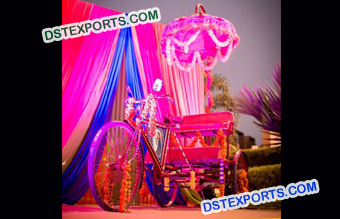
[87,80,248,212]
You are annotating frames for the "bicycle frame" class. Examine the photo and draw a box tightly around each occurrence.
[125,117,172,174]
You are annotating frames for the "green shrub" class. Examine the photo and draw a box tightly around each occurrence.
[229,146,281,167]
[248,163,281,191]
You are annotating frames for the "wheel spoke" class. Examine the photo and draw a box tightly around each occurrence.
[106,131,117,161]
[110,128,119,160]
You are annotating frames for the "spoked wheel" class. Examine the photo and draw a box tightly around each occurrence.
[152,168,178,207]
[232,152,249,194]
[88,121,144,211]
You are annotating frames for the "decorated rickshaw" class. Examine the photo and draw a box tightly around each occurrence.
[87,4,248,212]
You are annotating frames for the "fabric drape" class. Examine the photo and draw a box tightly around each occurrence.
[62,0,93,90]
[132,23,170,121]
[62,5,121,172]
[62,30,121,173]
[62,28,128,204]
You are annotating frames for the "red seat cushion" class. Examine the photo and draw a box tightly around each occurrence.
[174,111,234,137]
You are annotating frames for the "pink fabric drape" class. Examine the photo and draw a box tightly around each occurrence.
[62,28,120,173]
[132,24,170,121]
[62,4,122,172]
[62,0,93,92]
[111,54,127,122]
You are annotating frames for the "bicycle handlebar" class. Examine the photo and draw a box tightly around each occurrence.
[154,94,175,105]
[134,94,175,105]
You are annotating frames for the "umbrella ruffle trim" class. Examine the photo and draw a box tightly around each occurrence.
[166,36,235,71]
[165,29,237,71]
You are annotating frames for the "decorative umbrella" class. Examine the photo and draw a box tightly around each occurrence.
[160,3,240,112]
[160,3,240,72]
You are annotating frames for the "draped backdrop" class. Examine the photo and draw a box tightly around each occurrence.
[62,0,204,205]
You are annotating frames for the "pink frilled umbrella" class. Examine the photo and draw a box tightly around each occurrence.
[160,4,240,113]
[160,3,240,72]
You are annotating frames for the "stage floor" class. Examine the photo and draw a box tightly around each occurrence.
[62,204,281,219]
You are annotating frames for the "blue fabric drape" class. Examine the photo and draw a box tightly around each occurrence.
[62,28,128,204]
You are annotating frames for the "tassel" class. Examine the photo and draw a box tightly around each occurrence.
[164,177,170,192]
[190,171,196,189]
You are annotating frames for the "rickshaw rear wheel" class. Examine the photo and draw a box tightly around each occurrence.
[232,152,249,194]
[152,168,178,207]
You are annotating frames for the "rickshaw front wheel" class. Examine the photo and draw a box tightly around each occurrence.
[88,121,144,211]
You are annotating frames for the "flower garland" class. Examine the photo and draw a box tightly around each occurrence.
[148,97,157,137]
[219,184,225,197]
[217,129,227,196]
[164,29,237,72]
[125,97,136,119]
[170,48,220,72]
[204,66,214,113]
[119,162,132,213]
[135,94,157,137]
[170,131,206,148]
[207,30,232,47]
[187,131,202,148]
[172,30,201,54]
[137,95,150,127]
[170,133,179,148]
[237,169,249,193]
[216,129,227,160]
[103,164,115,207]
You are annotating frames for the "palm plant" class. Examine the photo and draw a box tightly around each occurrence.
[209,73,240,146]
[234,63,281,145]
[210,73,239,122]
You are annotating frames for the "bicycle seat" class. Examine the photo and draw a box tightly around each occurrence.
[164,112,183,123]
